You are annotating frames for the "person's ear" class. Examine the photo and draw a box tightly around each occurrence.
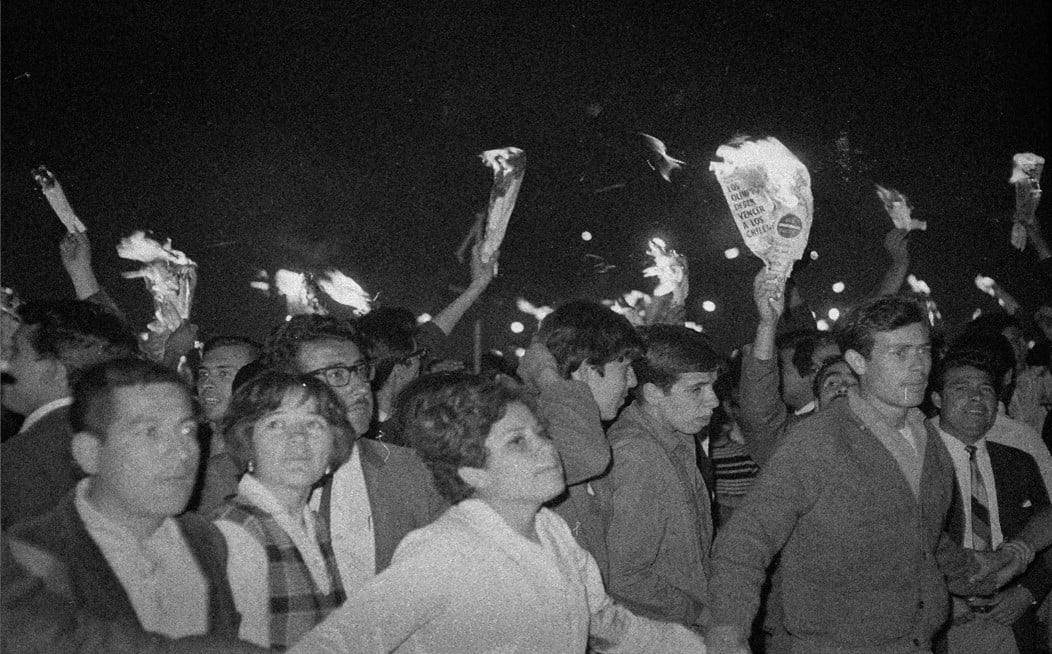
[931,391,943,412]
[43,359,70,391]
[569,363,591,384]
[71,432,102,475]
[641,382,665,405]
[457,466,488,492]
[844,349,867,377]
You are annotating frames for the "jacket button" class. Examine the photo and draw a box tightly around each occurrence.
[918,601,925,609]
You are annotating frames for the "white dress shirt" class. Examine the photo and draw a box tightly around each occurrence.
[309,445,376,592]
[936,423,1005,549]
[17,397,72,434]
[75,479,209,637]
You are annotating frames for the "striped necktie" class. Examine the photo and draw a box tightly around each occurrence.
[965,445,992,551]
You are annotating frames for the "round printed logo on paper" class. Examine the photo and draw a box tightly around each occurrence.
[776,214,803,238]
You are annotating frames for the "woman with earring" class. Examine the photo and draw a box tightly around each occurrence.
[212,370,352,650]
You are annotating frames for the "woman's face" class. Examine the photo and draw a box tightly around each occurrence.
[464,401,564,506]
[251,389,334,495]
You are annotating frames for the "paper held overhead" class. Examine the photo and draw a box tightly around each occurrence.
[117,231,197,336]
[478,147,526,264]
[709,136,813,280]
[874,184,927,231]
[31,165,87,233]
[1009,152,1044,250]
[642,237,688,304]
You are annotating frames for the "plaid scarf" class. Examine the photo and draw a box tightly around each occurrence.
[214,501,346,651]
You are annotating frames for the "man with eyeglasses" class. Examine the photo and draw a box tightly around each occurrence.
[259,315,446,592]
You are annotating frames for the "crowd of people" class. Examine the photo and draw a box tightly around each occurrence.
[1,209,1051,654]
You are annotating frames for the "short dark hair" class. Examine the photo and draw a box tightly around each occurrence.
[932,348,1003,397]
[397,372,534,504]
[71,358,195,439]
[260,315,371,373]
[947,328,1015,382]
[536,300,643,379]
[633,324,721,393]
[18,300,138,386]
[201,336,261,358]
[220,370,353,474]
[776,329,836,377]
[358,307,419,390]
[834,295,928,359]
[811,355,855,400]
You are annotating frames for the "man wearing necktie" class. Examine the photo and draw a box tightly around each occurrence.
[934,347,1052,654]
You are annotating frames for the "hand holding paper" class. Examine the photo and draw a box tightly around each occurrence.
[875,184,926,231]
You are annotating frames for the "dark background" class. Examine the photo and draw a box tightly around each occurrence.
[3,2,1050,357]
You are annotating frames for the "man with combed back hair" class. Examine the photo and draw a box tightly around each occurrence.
[707,296,1026,654]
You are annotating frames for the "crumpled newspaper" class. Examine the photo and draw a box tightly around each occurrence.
[642,237,689,305]
[710,136,813,280]
[117,231,196,336]
[1009,152,1044,250]
[478,147,526,264]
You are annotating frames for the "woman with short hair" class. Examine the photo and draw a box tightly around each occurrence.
[291,372,704,653]
[212,371,352,650]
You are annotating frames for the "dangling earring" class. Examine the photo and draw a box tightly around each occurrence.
[247,460,255,474]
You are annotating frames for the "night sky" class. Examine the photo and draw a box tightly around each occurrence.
[3,2,1050,357]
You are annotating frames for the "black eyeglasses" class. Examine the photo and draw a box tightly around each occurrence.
[307,360,375,387]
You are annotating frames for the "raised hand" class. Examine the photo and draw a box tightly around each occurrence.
[752,269,785,325]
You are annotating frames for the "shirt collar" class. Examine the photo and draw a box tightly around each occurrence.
[794,400,816,416]
[932,416,988,451]
[74,478,175,547]
[239,473,316,525]
[18,396,72,434]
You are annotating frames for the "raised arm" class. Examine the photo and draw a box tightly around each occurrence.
[59,232,128,324]
[431,243,498,336]
[738,270,788,466]
[873,228,910,297]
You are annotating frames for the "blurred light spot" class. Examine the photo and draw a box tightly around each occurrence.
[972,308,983,320]
[702,301,716,312]
[832,282,845,293]
[581,231,593,241]
[684,321,704,333]
[1028,340,1036,350]
[724,248,740,259]
[810,250,819,260]
[515,347,526,357]
[828,308,841,321]
[417,313,432,324]
[816,319,831,331]
[510,321,525,334]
